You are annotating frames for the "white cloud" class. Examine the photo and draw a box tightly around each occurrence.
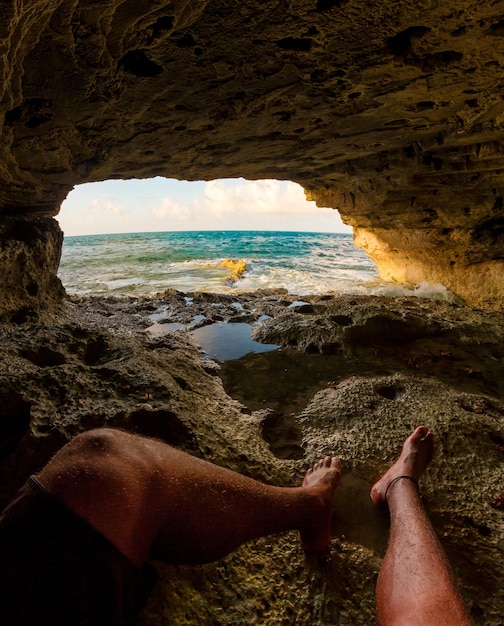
[58,178,352,236]
[152,179,345,227]
[197,179,311,217]
[152,197,195,222]
[90,198,124,216]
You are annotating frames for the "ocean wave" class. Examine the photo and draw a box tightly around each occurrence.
[59,231,460,303]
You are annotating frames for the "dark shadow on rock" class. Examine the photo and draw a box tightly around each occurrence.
[375,384,405,401]
[0,391,31,459]
[345,314,437,347]
[20,346,67,367]
[261,411,304,460]
[130,408,198,450]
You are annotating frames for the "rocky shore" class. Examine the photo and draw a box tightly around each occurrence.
[0,291,502,625]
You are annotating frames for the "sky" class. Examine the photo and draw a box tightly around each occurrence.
[56,177,353,236]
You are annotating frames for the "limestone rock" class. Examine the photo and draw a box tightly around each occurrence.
[0,293,502,624]
[2,2,504,311]
[0,216,64,321]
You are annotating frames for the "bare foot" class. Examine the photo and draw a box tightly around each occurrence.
[370,426,434,506]
[299,456,342,552]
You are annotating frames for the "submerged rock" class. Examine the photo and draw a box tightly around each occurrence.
[219,258,249,280]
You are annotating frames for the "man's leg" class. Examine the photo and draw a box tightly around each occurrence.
[371,426,472,626]
[37,428,341,567]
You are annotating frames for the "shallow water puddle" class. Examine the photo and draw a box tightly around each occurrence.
[146,314,208,336]
[190,322,280,361]
[148,309,169,322]
[145,321,185,335]
[288,300,310,308]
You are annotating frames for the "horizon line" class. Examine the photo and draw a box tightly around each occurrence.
[62,228,353,238]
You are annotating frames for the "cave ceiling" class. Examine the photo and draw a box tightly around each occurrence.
[2,0,504,309]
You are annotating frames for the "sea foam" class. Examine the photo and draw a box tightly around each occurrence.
[59,230,460,303]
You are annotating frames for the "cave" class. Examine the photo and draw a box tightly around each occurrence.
[1,3,503,625]
[2,0,504,318]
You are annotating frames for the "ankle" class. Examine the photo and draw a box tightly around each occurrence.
[385,475,419,503]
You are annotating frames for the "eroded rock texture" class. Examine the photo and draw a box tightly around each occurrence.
[0,216,64,321]
[2,0,504,314]
[0,293,502,624]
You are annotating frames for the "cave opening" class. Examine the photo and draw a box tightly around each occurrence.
[57,177,349,237]
[56,177,379,298]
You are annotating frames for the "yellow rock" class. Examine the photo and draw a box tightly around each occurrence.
[219,258,248,279]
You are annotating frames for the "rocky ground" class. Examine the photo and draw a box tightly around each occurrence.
[0,291,503,625]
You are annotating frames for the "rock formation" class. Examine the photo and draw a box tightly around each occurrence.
[1,5,503,623]
[2,1,504,316]
[0,292,502,624]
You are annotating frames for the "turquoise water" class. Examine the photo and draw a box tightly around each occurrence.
[59,230,461,301]
[59,230,380,297]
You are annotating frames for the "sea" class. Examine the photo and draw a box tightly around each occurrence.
[58,230,458,301]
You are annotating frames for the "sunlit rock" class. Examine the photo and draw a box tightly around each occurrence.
[2,1,504,311]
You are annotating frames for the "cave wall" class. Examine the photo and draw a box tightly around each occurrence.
[0,217,64,321]
[2,0,504,314]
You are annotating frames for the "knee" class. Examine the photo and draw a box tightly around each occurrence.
[70,428,126,455]
[40,429,133,494]
[50,428,131,470]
